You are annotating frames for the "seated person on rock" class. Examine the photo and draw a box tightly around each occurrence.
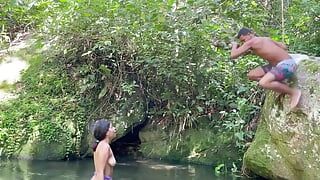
[230,28,301,108]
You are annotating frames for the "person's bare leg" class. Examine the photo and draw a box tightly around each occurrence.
[247,67,266,81]
[291,89,301,109]
[249,66,286,101]
[259,73,301,108]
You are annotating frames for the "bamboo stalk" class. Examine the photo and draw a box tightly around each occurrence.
[281,0,285,42]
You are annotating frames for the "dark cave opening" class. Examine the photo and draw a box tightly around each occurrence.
[110,100,162,158]
[110,119,148,158]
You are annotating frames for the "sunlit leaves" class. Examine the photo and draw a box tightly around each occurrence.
[286,0,320,55]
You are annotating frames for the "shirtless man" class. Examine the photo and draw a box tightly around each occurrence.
[230,28,301,108]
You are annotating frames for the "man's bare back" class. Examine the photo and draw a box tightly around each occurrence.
[249,37,290,66]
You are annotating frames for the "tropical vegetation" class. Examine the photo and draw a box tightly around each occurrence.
[0,0,319,174]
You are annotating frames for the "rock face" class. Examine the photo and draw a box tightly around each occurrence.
[244,55,320,180]
[139,123,242,166]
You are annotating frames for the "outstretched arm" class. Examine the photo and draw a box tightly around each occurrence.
[230,41,253,59]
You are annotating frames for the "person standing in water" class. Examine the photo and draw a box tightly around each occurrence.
[230,28,301,109]
[91,119,117,180]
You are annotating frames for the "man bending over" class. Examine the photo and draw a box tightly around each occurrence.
[230,28,301,108]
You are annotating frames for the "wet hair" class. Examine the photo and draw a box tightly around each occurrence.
[92,119,110,152]
[237,28,252,39]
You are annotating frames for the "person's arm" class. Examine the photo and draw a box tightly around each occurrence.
[93,145,109,180]
[272,40,288,50]
[230,40,253,59]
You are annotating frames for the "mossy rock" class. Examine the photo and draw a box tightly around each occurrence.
[244,57,320,180]
[139,123,242,166]
[17,140,67,160]
[13,124,68,160]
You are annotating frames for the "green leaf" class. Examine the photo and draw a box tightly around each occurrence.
[235,132,244,141]
[196,106,204,113]
[215,163,225,174]
[99,65,111,76]
[98,85,108,99]
[81,51,92,57]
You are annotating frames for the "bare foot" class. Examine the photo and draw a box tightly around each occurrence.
[290,89,301,109]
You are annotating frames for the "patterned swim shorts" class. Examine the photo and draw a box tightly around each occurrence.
[262,58,297,81]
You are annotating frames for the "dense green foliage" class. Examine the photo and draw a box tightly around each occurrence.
[0,0,51,47]
[0,0,319,166]
[0,47,93,158]
[261,0,320,55]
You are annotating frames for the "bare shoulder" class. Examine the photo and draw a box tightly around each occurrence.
[255,37,269,42]
[262,37,276,43]
[96,142,111,154]
[262,37,283,45]
[252,37,272,46]
[247,37,261,46]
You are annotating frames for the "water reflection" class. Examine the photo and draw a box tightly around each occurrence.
[0,158,247,180]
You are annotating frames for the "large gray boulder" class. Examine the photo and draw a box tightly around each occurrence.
[244,54,320,179]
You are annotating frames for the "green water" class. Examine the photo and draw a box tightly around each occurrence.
[0,158,249,180]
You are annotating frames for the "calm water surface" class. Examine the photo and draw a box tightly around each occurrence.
[0,158,248,180]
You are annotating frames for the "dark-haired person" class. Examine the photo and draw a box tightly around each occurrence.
[91,119,117,180]
[230,28,301,109]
